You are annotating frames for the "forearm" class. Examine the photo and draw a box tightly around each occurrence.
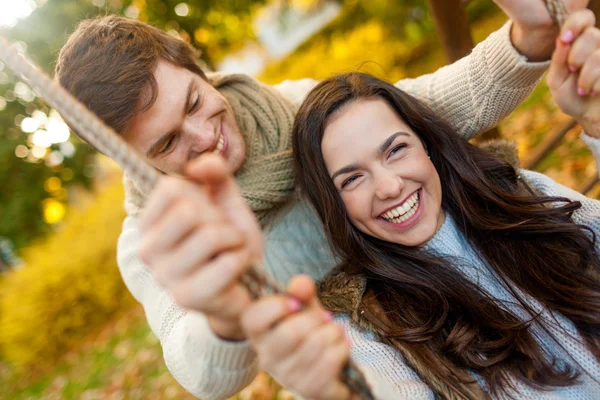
[396,22,549,140]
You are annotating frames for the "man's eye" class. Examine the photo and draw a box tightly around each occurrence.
[388,143,407,158]
[341,175,359,189]
[160,137,175,153]
[190,95,200,113]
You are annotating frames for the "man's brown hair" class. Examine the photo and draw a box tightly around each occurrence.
[55,15,206,135]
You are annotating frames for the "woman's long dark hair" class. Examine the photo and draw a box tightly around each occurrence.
[292,72,600,398]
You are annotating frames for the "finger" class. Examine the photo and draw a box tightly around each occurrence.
[560,9,596,46]
[241,295,302,338]
[275,322,348,395]
[257,306,331,365]
[548,37,572,90]
[287,274,318,306]
[138,199,214,263]
[568,27,600,71]
[578,48,600,95]
[185,154,264,261]
[140,177,214,231]
[300,341,352,400]
[170,249,254,314]
[151,223,246,283]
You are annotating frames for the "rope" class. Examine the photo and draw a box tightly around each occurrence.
[0,1,568,398]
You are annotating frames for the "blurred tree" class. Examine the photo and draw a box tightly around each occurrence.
[0,0,266,252]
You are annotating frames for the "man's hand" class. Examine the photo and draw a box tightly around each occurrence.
[241,275,353,400]
[547,9,600,137]
[138,154,264,341]
[494,0,589,61]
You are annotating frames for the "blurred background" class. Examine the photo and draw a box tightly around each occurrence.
[1,0,599,398]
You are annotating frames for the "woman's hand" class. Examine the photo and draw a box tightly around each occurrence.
[547,9,600,137]
[494,0,589,61]
[241,275,354,400]
[138,154,264,341]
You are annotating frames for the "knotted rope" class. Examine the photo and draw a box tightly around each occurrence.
[0,1,568,398]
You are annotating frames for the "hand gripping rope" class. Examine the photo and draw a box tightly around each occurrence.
[0,1,568,398]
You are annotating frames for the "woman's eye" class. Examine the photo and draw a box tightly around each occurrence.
[388,143,407,158]
[341,175,359,189]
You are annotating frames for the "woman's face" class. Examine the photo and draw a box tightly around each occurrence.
[322,98,445,247]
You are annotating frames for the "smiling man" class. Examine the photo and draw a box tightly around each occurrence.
[53,1,588,398]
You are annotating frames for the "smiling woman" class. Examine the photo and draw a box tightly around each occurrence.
[0,0,38,28]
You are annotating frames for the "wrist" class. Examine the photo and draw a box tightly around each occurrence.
[207,315,247,341]
[510,22,558,62]
[580,118,600,139]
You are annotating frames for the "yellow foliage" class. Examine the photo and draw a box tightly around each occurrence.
[0,175,134,369]
[260,21,409,84]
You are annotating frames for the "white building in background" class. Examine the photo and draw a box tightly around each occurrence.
[217,1,341,75]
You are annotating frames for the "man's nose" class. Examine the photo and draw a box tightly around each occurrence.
[185,120,217,152]
[374,170,404,200]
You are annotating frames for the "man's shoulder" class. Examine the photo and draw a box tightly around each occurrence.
[270,78,319,106]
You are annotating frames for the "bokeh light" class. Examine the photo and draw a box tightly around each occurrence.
[42,198,66,224]
[175,3,190,17]
[0,0,37,28]
[14,145,28,158]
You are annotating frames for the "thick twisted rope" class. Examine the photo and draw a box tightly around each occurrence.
[0,37,375,400]
[0,2,568,398]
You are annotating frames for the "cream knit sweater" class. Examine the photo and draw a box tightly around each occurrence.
[117,23,552,399]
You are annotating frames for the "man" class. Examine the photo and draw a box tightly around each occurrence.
[55,1,590,398]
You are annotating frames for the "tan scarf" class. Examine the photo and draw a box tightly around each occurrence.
[124,72,298,224]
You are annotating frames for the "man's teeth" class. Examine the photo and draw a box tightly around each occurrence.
[213,134,224,154]
[381,191,420,223]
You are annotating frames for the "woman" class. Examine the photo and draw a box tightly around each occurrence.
[240,11,600,400]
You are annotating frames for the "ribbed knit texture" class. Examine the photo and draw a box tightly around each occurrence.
[116,22,554,400]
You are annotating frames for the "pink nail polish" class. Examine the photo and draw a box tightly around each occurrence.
[561,30,574,44]
[287,298,301,312]
[591,91,598,97]
[569,65,577,73]
[578,87,587,96]
[322,310,333,322]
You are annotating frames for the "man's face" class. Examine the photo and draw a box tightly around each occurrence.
[124,59,246,175]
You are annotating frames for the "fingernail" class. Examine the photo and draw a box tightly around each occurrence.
[569,65,578,73]
[561,30,574,44]
[578,87,587,96]
[287,298,301,312]
[322,310,333,322]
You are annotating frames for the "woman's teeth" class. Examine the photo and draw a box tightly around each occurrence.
[381,191,420,223]
[213,133,224,154]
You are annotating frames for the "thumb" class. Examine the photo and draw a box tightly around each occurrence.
[547,37,572,90]
[288,275,320,308]
[185,154,264,260]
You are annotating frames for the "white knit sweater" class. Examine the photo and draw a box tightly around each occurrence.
[117,22,554,399]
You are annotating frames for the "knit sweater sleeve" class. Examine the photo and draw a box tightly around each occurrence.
[117,216,259,399]
[332,315,435,399]
[395,22,549,140]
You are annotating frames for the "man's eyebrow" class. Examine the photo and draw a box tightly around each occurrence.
[145,79,194,157]
[377,131,409,156]
[331,163,360,181]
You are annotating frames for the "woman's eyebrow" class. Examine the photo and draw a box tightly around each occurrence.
[377,131,410,155]
[331,163,360,181]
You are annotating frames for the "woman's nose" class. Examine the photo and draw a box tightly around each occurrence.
[374,171,404,200]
